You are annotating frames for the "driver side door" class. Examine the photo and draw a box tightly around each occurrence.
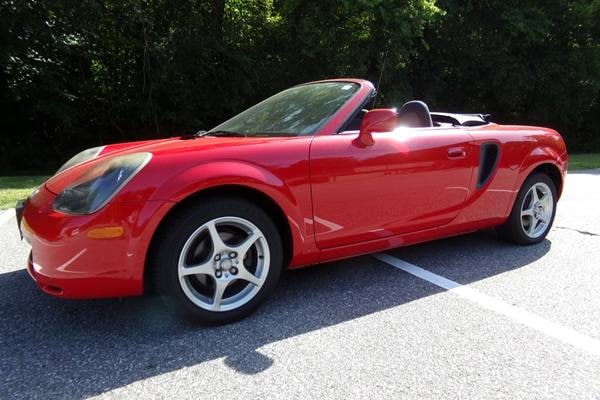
[309,128,477,248]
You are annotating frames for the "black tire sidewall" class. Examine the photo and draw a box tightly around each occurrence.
[151,197,283,324]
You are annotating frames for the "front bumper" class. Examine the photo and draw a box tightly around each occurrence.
[21,185,173,299]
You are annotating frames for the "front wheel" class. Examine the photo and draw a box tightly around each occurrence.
[497,173,557,245]
[151,198,283,324]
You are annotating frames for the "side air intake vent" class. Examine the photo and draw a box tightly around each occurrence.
[477,143,500,188]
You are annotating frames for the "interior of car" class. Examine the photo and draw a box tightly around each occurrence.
[340,100,490,132]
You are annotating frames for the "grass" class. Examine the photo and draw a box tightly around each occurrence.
[568,153,600,171]
[0,153,598,210]
[0,176,50,210]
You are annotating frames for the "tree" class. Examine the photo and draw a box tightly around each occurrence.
[0,0,598,172]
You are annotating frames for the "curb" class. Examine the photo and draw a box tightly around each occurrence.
[568,168,600,175]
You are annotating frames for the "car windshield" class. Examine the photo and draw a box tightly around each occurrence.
[208,82,360,136]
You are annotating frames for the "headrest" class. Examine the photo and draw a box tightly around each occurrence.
[397,100,433,128]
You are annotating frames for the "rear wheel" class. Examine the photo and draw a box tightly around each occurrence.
[497,173,557,245]
[151,198,283,324]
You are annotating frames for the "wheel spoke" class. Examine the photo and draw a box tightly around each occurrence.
[523,188,535,211]
[212,279,229,311]
[234,230,262,259]
[521,207,534,217]
[179,260,213,277]
[206,220,227,252]
[531,187,540,203]
[527,216,538,234]
[236,264,262,286]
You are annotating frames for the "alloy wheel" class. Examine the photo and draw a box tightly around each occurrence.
[177,216,270,312]
[520,182,554,239]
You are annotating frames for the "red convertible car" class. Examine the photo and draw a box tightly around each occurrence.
[18,79,568,323]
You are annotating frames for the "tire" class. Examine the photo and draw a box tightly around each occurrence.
[150,197,283,324]
[497,173,557,245]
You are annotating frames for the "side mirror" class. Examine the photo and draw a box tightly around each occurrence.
[357,109,397,146]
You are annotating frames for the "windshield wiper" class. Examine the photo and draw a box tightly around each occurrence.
[195,130,247,138]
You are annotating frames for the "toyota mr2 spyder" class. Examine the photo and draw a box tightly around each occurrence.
[18,79,568,323]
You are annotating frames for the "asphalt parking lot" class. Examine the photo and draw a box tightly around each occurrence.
[1,170,599,400]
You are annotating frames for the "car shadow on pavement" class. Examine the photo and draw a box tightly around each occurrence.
[0,230,550,399]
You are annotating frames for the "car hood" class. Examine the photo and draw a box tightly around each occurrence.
[45,135,299,194]
[99,134,301,155]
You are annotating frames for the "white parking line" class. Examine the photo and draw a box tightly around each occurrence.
[373,252,600,356]
[0,209,15,227]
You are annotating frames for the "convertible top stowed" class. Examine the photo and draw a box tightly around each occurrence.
[430,112,492,127]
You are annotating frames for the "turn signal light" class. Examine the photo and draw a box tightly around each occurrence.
[86,226,124,239]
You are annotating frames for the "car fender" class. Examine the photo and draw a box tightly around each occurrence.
[513,137,567,193]
[505,132,567,219]
[146,159,314,265]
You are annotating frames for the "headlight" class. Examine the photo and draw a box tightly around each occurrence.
[56,146,105,174]
[53,152,152,214]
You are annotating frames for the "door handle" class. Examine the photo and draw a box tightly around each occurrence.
[448,147,466,159]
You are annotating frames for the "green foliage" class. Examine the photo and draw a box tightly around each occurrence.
[0,0,598,172]
[410,0,600,151]
[0,175,50,209]
[568,153,600,171]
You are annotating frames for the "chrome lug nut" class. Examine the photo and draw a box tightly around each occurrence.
[230,266,238,275]
[214,254,221,261]
[229,251,237,258]
[215,269,222,278]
